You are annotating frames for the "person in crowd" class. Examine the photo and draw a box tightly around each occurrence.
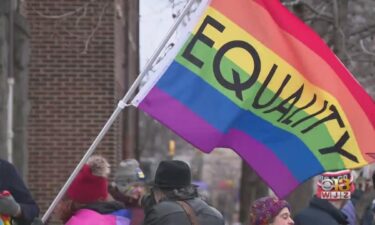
[361,200,375,225]
[141,160,225,225]
[294,170,352,225]
[361,171,375,225]
[53,155,131,225]
[109,159,146,225]
[341,169,366,225]
[0,158,39,225]
[249,196,294,225]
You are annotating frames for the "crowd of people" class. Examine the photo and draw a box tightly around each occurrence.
[0,156,374,225]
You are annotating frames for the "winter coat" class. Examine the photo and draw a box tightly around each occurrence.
[342,190,363,225]
[342,200,356,225]
[360,200,375,225]
[66,201,131,225]
[0,159,39,225]
[142,198,224,225]
[294,196,348,225]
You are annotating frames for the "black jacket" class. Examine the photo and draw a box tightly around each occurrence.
[0,159,39,225]
[142,198,224,225]
[360,202,374,225]
[294,196,348,225]
[84,201,126,214]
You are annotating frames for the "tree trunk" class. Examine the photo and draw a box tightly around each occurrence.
[239,161,268,224]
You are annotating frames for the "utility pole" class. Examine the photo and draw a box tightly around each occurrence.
[0,0,30,175]
[12,6,30,177]
[0,0,11,160]
[123,0,140,159]
[7,0,15,164]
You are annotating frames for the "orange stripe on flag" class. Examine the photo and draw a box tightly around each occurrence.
[210,0,375,161]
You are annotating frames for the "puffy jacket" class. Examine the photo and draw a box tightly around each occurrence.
[294,196,348,225]
[66,201,131,225]
[0,159,39,225]
[142,198,224,225]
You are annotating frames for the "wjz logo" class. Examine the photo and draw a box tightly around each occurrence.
[317,171,353,200]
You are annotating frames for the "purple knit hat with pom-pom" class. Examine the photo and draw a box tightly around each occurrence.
[249,196,290,225]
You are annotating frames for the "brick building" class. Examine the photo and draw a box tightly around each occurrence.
[12,0,375,223]
[23,0,138,220]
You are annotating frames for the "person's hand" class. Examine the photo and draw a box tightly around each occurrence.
[127,185,145,200]
[31,217,45,225]
[0,191,21,217]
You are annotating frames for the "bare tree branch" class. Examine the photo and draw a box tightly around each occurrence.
[127,25,138,53]
[30,0,94,19]
[282,0,301,6]
[349,23,375,42]
[300,1,333,21]
[115,0,124,20]
[170,0,186,10]
[76,3,88,26]
[29,0,112,54]
[304,16,333,24]
[360,39,375,57]
[351,24,375,35]
[81,2,110,54]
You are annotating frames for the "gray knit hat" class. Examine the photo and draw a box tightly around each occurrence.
[114,159,145,188]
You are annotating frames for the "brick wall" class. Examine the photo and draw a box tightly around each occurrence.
[25,0,123,220]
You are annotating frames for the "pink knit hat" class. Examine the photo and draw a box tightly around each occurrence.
[67,155,110,204]
[249,196,290,225]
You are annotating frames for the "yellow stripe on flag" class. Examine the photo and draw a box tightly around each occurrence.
[189,7,365,167]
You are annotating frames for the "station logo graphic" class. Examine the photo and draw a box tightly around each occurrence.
[316,170,354,200]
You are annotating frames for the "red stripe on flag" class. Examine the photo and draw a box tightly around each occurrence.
[254,0,374,125]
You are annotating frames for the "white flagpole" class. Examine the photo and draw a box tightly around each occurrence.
[42,0,197,222]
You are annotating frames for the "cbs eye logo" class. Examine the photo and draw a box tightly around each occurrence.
[320,177,351,192]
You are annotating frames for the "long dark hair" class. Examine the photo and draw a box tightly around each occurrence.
[160,185,199,201]
[56,196,88,224]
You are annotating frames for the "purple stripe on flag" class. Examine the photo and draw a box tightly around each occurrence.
[139,87,299,197]
[218,129,300,197]
[139,88,221,152]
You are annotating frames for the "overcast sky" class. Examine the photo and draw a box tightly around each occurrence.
[140,0,186,69]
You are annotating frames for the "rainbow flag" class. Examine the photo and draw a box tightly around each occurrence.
[132,0,375,197]
[0,215,11,225]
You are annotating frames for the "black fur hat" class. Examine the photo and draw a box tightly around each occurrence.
[153,160,191,189]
